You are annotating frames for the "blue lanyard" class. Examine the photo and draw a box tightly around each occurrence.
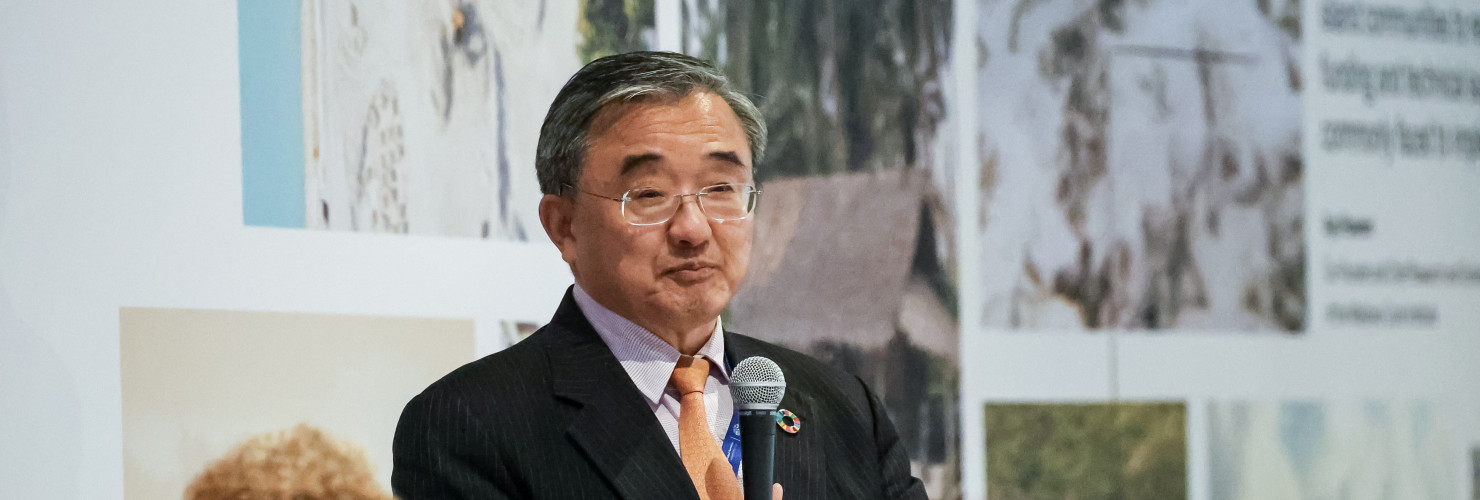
[721,407,743,475]
[719,358,743,475]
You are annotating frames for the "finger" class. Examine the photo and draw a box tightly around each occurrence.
[773,483,783,500]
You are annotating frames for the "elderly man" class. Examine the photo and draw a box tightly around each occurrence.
[392,51,925,500]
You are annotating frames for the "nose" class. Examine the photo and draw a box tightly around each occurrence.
[665,194,713,247]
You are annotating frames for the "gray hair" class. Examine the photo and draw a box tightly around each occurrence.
[535,51,767,196]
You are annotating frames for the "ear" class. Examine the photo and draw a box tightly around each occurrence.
[539,194,579,268]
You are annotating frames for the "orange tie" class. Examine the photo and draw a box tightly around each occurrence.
[671,355,740,500]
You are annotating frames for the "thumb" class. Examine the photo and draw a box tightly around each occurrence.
[773,483,783,499]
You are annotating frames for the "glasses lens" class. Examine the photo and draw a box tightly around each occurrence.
[623,188,673,225]
[699,184,755,221]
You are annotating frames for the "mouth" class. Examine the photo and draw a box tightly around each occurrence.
[663,261,719,282]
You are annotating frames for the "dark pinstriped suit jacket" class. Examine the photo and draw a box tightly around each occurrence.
[392,288,927,499]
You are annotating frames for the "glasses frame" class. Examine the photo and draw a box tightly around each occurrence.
[565,183,761,226]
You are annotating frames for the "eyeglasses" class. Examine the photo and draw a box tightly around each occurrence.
[565,182,761,226]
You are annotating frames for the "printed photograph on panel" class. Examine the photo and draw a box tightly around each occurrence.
[119,308,474,499]
[680,1,962,497]
[241,0,653,238]
[1209,401,1454,500]
[985,402,1187,500]
[1473,445,1479,500]
[499,319,542,346]
[975,0,1305,331]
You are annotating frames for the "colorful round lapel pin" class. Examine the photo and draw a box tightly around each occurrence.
[775,409,801,434]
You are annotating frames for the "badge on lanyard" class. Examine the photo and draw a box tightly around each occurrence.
[721,408,743,475]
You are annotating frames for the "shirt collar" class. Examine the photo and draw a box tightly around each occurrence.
[572,284,729,407]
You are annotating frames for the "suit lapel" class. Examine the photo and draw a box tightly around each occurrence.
[546,291,699,500]
[726,333,829,500]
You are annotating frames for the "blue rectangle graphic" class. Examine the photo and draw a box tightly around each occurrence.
[239,0,304,228]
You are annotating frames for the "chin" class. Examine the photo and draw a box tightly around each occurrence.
[654,285,731,320]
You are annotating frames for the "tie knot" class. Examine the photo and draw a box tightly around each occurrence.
[671,355,710,394]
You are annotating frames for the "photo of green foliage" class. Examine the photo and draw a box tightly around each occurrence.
[681,0,952,182]
[985,402,1186,500]
[577,0,654,63]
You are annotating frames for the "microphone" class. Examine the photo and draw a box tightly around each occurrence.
[730,356,785,500]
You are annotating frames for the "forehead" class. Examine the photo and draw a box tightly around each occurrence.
[581,92,752,182]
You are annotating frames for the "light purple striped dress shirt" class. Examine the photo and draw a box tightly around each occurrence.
[572,284,735,454]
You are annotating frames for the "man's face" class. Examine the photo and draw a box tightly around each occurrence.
[543,91,754,333]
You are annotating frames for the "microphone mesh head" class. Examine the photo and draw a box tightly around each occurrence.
[731,356,786,410]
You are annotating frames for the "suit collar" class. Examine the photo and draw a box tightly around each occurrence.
[571,284,731,408]
[545,288,699,500]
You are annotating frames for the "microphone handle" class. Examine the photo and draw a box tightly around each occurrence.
[738,408,777,500]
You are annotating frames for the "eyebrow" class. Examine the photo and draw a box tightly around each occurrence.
[618,153,663,175]
[617,150,749,175]
[706,151,746,168]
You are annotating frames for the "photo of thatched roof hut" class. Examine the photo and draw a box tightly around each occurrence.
[729,167,960,498]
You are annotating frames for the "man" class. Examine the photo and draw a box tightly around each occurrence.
[392,51,925,500]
